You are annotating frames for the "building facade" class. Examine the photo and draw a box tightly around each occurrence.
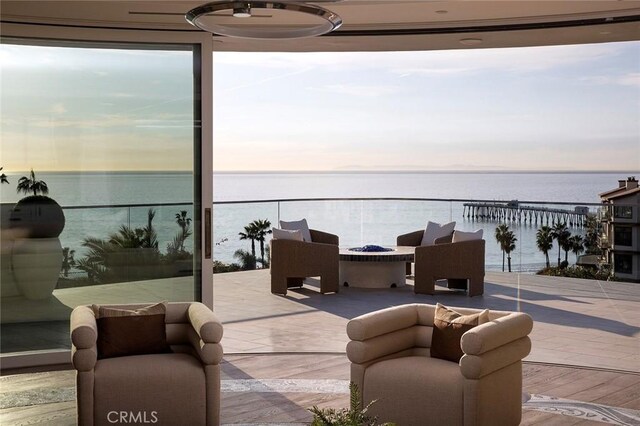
[600,177,640,282]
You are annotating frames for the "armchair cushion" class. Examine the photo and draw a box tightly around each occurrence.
[452,229,483,243]
[421,221,456,246]
[93,302,171,359]
[431,303,489,363]
[279,218,312,242]
[94,353,206,426]
[364,356,464,425]
[272,227,304,241]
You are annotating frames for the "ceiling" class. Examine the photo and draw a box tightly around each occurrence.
[1,1,639,51]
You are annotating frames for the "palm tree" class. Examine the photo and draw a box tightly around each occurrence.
[239,223,258,258]
[76,236,114,283]
[251,219,272,267]
[560,234,573,264]
[536,226,553,268]
[0,167,9,185]
[551,221,570,267]
[233,249,256,270]
[175,210,192,232]
[147,208,159,248]
[61,247,76,278]
[502,230,517,273]
[76,210,161,283]
[174,210,192,252]
[16,169,48,196]
[569,235,584,263]
[583,216,601,255]
[494,224,510,272]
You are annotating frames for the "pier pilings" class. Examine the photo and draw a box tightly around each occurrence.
[462,202,588,227]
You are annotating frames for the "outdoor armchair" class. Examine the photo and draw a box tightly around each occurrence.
[270,229,339,295]
[70,302,223,426]
[397,230,485,296]
[347,303,533,426]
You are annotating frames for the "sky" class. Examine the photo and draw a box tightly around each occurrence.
[1,41,639,172]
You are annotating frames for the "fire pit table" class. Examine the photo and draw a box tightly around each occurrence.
[339,245,415,288]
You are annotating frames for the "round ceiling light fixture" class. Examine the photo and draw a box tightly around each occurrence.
[186,1,343,39]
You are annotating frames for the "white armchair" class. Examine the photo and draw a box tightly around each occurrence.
[346,303,533,426]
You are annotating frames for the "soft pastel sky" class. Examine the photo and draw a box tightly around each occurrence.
[1,41,639,172]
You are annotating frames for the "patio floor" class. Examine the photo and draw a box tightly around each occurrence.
[1,270,639,372]
[214,270,640,372]
[2,354,639,425]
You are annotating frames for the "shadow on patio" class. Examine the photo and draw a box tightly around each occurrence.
[1,270,638,372]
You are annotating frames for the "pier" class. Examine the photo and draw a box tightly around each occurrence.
[463,201,589,227]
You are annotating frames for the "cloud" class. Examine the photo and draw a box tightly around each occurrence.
[214,43,633,76]
[578,72,640,87]
[218,67,313,93]
[310,84,400,97]
[618,72,640,87]
[32,114,133,129]
[50,103,67,114]
[111,93,135,98]
[134,118,193,129]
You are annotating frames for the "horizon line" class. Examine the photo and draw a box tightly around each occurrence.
[2,169,639,175]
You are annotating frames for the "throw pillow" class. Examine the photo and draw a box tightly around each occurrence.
[420,221,456,246]
[280,218,312,242]
[452,229,484,243]
[93,302,171,359]
[430,303,489,363]
[272,227,304,241]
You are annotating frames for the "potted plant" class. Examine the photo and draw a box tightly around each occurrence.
[9,169,65,300]
[309,383,394,426]
[10,169,65,238]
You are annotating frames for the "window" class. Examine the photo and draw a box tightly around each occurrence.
[614,254,633,274]
[614,205,633,219]
[614,226,633,246]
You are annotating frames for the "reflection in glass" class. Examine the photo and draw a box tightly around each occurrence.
[0,43,198,354]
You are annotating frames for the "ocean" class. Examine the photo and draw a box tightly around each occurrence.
[1,171,633,272]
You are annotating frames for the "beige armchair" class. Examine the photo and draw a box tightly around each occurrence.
[347,304,533,426]
[397,230,485,296]
[270,229,339,295]
[70,302,223,426]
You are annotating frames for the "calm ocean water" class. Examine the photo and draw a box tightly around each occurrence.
[1,171,635,271]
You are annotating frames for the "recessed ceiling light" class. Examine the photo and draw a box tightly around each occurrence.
[459,38,483,46]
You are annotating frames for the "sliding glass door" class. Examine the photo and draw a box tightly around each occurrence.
[0,40,204,355]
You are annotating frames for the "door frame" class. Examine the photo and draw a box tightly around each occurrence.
[0,23,214,369]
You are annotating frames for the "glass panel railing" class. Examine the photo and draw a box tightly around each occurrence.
[56,204,195,288]
[453,200,604,274]
[211,198,609,276]
[212,201,279,269]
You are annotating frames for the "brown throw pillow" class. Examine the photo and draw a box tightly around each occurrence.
[93,302,171,359]
[430,303,489,363]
